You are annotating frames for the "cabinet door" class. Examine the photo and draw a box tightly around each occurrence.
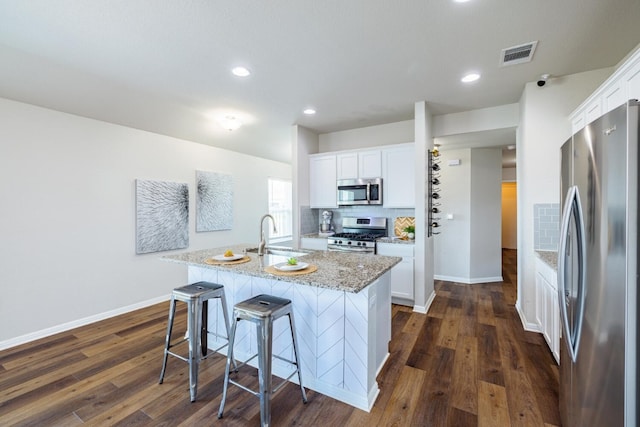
[377,243,414,301]
[535,271,544,329]
[300,237,327,251]
[603,81,625,113]
[571,113,585,134]
[390,258,414,300]
[585,98,602,125]
[382,144,415,208]
[358,150,382,178]
[542,280,552,347]
[550,285,560,363]
[625,60,640,102]
[309,155,337,208]
[336,153,358,180]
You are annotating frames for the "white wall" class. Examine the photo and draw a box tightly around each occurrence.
[434,148,502,283]
[469,148,503,281]
[433,104,519,137]
[414,101,434,313]
[0,97,291,345]
[517,67,612,328]
[319,120,414,152]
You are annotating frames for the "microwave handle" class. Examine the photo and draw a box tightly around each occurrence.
[366,183,371,198]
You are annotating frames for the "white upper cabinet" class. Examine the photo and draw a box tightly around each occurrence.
[624,59,640,102]
[571,114,585,135]
[382,143,415,208]
[358,150,382,178]
[602,80,625,114]
[309,154,337,208]
[336,150,381,180]
[571,46,640,131]
[584,98,602,125]
[336,153,358,179]
[309,143,412,208]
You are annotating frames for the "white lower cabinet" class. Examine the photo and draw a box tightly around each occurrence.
[377,242,414,304]
[300,237,328,251]
[535,256,559,363]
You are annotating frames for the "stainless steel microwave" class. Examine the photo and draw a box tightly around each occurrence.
[337,178,383,206]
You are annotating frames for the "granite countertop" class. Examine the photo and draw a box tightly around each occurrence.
[162,244,401,293]
[377,237,415,245]
[536,250,558,271]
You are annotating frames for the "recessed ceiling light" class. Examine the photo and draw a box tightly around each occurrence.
[231,66,251,77]
[218,115,242,131]
[453,0,472,2]
[303,108,316,115]
[461,73,480,83]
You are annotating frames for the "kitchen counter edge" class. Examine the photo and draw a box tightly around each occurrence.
[161,244,401,293]
[535,250,558,271]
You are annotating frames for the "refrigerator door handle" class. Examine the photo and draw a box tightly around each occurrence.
[557,185,587,363]
[558,186,573,359]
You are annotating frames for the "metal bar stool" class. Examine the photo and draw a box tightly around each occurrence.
[159,281,235,402]
[218,294,307,426]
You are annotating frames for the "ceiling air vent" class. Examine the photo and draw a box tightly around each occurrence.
[500,41,538,66]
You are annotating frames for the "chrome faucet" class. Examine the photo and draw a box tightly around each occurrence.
[258,214,277,256]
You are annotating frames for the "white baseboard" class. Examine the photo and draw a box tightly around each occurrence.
[515,299,541,332]
[413,290,436,314]
[434,275,503,284]
[0,295,170,351]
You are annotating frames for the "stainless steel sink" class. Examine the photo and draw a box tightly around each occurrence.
[245,246,311,258]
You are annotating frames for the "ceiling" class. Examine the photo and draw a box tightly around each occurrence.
[1,1,639,164]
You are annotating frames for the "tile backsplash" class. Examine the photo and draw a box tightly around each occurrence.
[534,203,560,251]
[299,206,319,235]
[299,205,415,235]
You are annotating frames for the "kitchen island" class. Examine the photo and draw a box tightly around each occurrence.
[163,245,401,411]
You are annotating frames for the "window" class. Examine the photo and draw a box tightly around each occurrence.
[268,178,292,243]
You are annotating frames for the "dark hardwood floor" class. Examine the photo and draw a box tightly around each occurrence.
[0,249,559,426]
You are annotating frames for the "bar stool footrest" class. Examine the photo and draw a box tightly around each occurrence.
[227,369,298,398]
[228,378,261,397]
[166,351,190,363]
[202,341,229,360]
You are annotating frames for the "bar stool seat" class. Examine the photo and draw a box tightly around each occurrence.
[158,281,234,402]
[218,294,307,426]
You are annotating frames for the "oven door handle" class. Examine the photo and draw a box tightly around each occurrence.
[328,245,374,253]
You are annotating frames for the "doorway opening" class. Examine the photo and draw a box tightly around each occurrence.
[501,182,517,250]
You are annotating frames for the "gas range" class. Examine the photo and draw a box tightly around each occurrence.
[327,217,387,254]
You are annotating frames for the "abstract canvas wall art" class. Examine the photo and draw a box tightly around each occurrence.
[135,179,189,254]
[196,170,233,232]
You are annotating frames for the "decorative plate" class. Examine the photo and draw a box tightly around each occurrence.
[274,262,309,271]
[212,253,245,261]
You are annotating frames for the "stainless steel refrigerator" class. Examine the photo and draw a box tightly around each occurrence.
[558,100,638,427]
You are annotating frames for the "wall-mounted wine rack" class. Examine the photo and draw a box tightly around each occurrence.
[428,149,441,237]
